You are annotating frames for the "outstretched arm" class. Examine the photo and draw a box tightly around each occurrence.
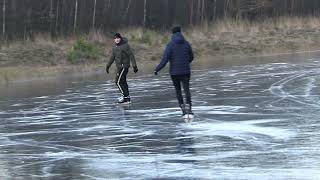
[155,44,171,73]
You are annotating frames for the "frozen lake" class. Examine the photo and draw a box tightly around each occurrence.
[1,54,320,179]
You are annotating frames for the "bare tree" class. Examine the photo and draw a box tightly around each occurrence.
[92,0,97,30]
[24,0,33,41]
[49,0,54,37]
[201,0,205,23]
[2,0,6,38]
[163,0,169,28]
[73,0,78,34]
[213,0,217,20]
[224,0,230,17]
[190,0,194,25]
[55,0,60,34]
[290,0,295,15]
[197,0,201,22]
[143,0,147,28]
[124,0,132,19]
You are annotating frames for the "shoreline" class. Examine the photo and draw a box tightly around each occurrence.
[1,50,320,99]
[2,48,320,86]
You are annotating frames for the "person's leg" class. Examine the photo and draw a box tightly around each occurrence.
[181,74,191,105]
[181,74,193,114]
[171,75,184,105]
[115,70,123,97]
[171,75,186,115]
[120,68,129,97]
[117,68,130,102]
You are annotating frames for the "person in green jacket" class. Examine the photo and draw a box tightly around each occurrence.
[106,33,138,104]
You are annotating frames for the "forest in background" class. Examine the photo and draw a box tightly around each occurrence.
[2,0,320,84]
[2,0,320,40]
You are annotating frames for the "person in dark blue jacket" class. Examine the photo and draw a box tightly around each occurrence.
[154,26,194,117]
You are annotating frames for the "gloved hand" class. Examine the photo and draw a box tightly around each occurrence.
[154,71,158,75]
[133,66,138,73]
[106,67,109,74]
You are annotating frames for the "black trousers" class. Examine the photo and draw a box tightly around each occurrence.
[171,74,191,105]
[115,67,129,97]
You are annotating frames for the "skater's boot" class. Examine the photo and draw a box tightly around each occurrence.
[124,96,131,103]
[185,104,194,119]
[118,96,131,104]
[117,96,124,102]
[179,104,187,116]
[185,104,193,115]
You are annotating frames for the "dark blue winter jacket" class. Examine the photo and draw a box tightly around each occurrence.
[155,32,194,75]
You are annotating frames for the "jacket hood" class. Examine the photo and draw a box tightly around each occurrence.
[171,32,185,44]
[116,37,128,46]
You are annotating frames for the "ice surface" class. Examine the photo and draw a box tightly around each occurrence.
[1,58,320,179]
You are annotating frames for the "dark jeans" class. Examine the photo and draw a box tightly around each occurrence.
[115,67,129,97]
[171,74,191,105]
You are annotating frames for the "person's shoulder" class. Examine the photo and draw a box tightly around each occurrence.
[124,43,130,47]
[166,41,174,47]
[122,43,131,50]
[185,40,192,47]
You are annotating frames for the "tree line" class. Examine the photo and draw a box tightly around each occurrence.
[1,0,320,40]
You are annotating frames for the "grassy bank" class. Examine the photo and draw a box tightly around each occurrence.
[1,16,320,85]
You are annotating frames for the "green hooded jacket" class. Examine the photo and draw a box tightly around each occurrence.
[106,38,137,72]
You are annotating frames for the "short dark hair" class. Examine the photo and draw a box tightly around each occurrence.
[114,33,122,39]
[172,26,181,34]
